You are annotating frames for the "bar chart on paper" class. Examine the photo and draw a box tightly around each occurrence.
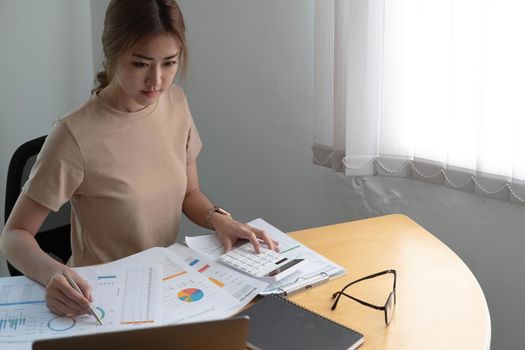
[0,298,112,342]
[0,312,27,331]
[0,265,161,344]
[0,310,30,334]
[0,303,92,340]
[0,280,47,340]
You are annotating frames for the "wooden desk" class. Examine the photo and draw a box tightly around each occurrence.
[286,214,491,350]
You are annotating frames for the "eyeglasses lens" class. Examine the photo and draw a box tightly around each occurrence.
[385,291,395,325]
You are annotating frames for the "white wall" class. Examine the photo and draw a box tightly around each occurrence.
[173,1,524,349]
[90,0,110,80]
[0,0,94,275]
[176,0,323,231]
[2,1,525,349]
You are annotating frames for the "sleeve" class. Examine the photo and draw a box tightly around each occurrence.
[176,86,203,163]
[22,120,84,212]
[168,84,203,163]
[185,111,203,163]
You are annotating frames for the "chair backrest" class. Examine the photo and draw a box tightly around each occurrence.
[5,136,72,276]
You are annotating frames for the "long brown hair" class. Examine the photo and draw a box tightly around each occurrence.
[92,0,188,94]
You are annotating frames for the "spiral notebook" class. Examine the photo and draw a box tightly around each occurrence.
[240,295,364,350]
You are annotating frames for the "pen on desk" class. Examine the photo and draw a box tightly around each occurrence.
[62,271,103,325]
[245,342,262,350]
[278,272,330,296]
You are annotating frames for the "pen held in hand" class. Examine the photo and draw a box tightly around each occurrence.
[62,271,103,325]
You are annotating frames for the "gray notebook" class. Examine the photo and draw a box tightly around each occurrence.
[241,295,364,350]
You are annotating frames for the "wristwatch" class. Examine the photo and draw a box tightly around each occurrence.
[205,205,232,230]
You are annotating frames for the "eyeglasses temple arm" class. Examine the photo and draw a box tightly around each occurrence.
[333,291,385,311]
[338,269,396,295]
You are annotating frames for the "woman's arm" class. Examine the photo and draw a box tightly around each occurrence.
[0,194,92,315]
[182,162,278,253]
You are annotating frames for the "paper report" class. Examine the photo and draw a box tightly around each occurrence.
[185,218,347,294]
[0,264,160,344]
[168,243,267,312]
[110,247,243,324]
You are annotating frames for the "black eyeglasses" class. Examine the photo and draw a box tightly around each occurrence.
[331,269,397,325]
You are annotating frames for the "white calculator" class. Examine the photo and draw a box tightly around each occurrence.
[218,242,305,281]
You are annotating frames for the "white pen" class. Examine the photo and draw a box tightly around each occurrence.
[278,272,330,296]
[62,271,103,325]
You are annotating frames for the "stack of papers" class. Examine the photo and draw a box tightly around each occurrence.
[185,218,347,295]
[110,246,267,323]
[0,218,346,349]
[0,265,161,347]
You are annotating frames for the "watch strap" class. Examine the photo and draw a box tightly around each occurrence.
[205,205,232,230]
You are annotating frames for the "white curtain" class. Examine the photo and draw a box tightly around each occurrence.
[313,0,525,204]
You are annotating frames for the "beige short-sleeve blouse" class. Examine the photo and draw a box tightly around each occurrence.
[22,85,202,266]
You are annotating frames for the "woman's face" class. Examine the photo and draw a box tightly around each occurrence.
[109,32,180,112]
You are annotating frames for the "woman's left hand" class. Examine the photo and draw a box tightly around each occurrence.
[211,215,279,253]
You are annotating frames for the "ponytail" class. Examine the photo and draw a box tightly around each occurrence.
[91,68,110,95]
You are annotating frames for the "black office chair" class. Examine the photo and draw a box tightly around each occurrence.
[4,135,72,276]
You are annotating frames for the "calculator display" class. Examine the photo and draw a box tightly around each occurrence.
[266,259,304,277]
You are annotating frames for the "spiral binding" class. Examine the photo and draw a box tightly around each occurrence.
[274,294,363,336]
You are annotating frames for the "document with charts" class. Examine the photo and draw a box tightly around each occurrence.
[185,218,347,294]
[167,243,268,312]
[0,264,161,345]
[110,247,243,324]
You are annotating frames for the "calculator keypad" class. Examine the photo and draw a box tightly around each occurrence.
[218,243,282,278]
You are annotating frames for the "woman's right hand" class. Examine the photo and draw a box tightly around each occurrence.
[45,269,93,316]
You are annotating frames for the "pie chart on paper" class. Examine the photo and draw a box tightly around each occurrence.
[177,288,204,302]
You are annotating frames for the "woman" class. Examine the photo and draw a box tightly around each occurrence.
[0,0,277,317]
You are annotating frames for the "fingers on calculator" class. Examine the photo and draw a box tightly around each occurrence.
[251,228,279,253]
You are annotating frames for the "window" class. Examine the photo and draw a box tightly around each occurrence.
[313,0,525,204]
